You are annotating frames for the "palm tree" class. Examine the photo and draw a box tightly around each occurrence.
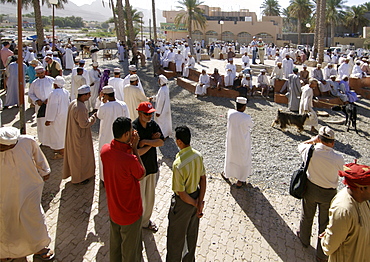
[345,5,369,33]
[123,6,144,38]
[362,2,370,11]
[125,0,136,53]
[326,0,346,46]
[289,0,314,44]
[317,0,326,63]
[261,0,281,16]
[116,0,126,42]
[282,7,297,32]
[152,0,158,42]
[102,0,119,38]
[174,0,207,39]
[1,0,67,52]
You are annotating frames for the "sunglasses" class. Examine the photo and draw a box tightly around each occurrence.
[140,112,153,116]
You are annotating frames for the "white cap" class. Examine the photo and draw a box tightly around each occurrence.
[130,74,138,81]
[102,86,114,94]
[129,65,137,71]
[113,67,120,73]
[261,69,266,72]
[342,75,348,80]
[245,74,251,78]
[0,127,20,145]
[303,64,307,68]
[54,76,65,87]
[79,59,85,64]
[317,64,322,67]
[46,50,53,55]
[158,75,168,85]
[77,85,91,94]
[236,97,247,104]
[35,66,45,72]
[92,62,99,67]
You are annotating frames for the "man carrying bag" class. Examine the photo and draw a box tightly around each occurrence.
[296,126,344,262]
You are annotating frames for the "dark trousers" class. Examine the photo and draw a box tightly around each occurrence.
[299,180,336,259]
[110,217,143,262]
[166,194,200,262]
[252,49,257,64]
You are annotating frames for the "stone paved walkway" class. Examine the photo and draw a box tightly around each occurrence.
[0,55,327,262]
[1,107,318,262]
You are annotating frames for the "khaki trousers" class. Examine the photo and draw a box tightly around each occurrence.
[140,173,157,227]
[109,217,142,262]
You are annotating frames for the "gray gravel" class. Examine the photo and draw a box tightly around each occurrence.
[91,58,370,196]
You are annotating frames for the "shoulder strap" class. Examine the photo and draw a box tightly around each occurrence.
[303,145,315,172]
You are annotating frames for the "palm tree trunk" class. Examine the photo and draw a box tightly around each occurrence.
[313,0,320,59]
[125,0,136,54]
[317,0,326,63]
[116,0,126,42]
[33,0,44,53]
[152,0,157,42]
[331,23,335,47]
[109,0,119,39]
[297,17,301,45]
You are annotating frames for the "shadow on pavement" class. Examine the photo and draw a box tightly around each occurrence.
[230,185,315,262]
[54,180,97,261]
[142,230,163,262]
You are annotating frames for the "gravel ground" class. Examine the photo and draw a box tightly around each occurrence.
[42,55,370,196]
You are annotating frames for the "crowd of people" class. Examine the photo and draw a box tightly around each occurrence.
[1,37,369,262]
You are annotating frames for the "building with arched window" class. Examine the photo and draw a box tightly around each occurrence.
[162,5,283,45]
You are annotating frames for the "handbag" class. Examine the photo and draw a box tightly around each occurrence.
[289,145,314,199]
[37,103,46,118]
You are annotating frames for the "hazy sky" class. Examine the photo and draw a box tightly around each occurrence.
[71,0,369,15]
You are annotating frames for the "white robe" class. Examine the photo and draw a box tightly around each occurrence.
[88,68,101,109]
[0,135,51,258]
[64,48,74,70]
[351,65,363,78]
[224,109,253,182]
[174,53,184,72]
[29,76,54,145]
[45,88,70,150]
[5,62,26,107]
[152,84,172,138]
[282,58,294,78]
[97,100,130,180]
[71,67,89,100]
[224,63,236,86]
[195,74,210,95]
[123,74,144,94]
[299,85,318,127]
[182,57,195,77]
[338,63,350,80]
[108,77,125,102]
[123,84,147,120]
[241,55,250,69]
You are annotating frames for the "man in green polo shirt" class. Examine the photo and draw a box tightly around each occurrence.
[166,126,206,262]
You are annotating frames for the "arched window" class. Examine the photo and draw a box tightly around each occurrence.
[255,33,274,43]
[221,31,234,42]
[237,32,252,45]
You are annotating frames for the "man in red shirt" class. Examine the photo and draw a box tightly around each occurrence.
[100,117,145,262]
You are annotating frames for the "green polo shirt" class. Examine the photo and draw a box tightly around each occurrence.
[172,146,205,195]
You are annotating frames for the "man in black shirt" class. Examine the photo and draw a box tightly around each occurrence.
[133,102,164,233]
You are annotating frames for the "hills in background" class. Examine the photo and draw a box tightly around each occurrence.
[1,0,166,25]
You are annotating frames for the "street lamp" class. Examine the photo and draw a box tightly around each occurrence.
[220,20,224,42]
[306,23,311,46]
[138,12,144,53]
[49,0,58,51]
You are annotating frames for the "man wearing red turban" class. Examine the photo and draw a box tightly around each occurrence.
[321,163,370,262]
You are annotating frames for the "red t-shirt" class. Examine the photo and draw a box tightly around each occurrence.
[100,139,144,225]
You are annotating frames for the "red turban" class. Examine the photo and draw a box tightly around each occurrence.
[339,163,370,189]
